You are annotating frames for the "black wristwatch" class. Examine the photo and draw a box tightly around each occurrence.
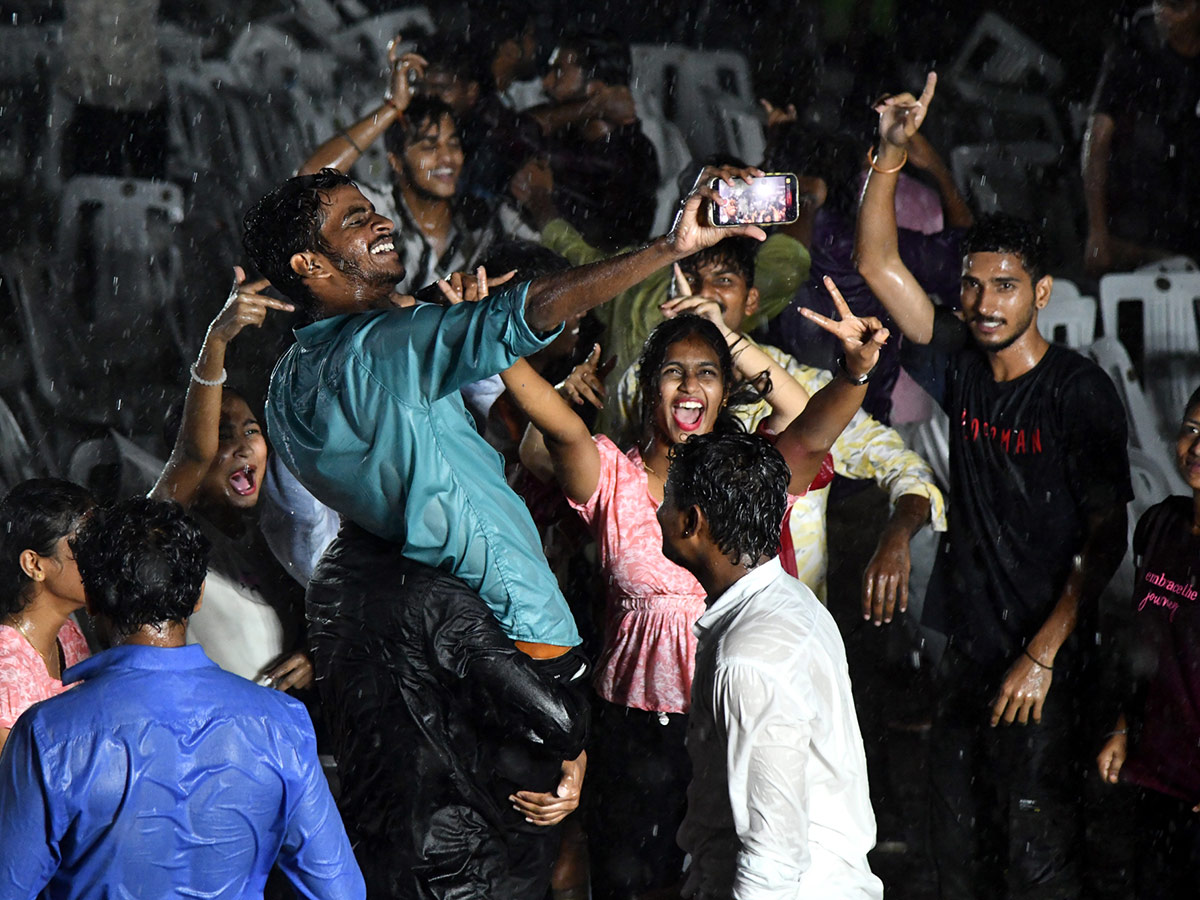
[836,355,877,385]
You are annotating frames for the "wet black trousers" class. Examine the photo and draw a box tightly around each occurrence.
[585,699,691,900]
[307,541,580,900]
[930,644,1084,900]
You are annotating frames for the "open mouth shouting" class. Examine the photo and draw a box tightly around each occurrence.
[229,465,258,497]
[672,397,706,433]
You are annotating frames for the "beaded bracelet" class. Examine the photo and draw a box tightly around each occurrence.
[190,363,227,387]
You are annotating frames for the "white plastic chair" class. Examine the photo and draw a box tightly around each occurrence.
[948,12,1064,95]
[1086,336,1190,496]
[1040,279,1096,348]
[633,100,694,235]
[1099,272,1200,421]
[1137,256,1198,274]
[630,44,690,123]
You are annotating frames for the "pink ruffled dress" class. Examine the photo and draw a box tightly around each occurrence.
[571,436,809,714]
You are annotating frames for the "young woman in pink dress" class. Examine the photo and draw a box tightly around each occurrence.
[0,479,95,753]
[503,278,886,898]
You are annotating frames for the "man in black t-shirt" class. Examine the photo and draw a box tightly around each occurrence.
[1082,1,1200,274]
[857,75,1133,899]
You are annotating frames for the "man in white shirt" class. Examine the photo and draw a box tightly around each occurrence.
[658,431,882,899]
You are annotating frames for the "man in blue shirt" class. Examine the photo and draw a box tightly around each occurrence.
[0,499,364,900]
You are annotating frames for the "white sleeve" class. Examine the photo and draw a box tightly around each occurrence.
[715,662,812,900]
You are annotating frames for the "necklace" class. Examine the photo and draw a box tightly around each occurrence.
[11,618,61,679]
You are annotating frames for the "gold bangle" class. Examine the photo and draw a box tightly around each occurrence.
[867,147,907,175]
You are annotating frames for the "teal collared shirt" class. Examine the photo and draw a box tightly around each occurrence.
[266,283,580,647]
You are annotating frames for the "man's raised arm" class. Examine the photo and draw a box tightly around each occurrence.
[521,166,767,333]
[853,73,941,345]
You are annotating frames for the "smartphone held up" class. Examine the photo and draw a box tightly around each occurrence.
[707,172,800,227]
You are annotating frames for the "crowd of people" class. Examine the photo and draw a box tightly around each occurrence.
[1,3,1200,899]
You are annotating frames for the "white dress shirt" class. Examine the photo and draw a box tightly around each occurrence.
[679,557,882,900]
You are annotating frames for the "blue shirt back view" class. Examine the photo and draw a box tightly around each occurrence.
[265,283,580,648]
[0,644,364,899]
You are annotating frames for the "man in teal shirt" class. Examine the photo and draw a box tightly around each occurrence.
[244,165,764,655]
[240,165,764,894]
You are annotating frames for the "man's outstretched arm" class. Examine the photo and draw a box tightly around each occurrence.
[522,165,767,332]
[853,73,940,345]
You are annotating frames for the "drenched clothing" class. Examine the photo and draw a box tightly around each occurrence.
[547,120,659,250]
[917,310,1133,667]
[1090,8,1200,254]
[911,309,1131,900]
[571,435,708,715]
[185,515,307,683]
[0,620,89,729]
[306,523,589,899]
[680,558,882,899]
[0,644,363,899]
[1121,497,1200,803]
[266,282,579,647]
[929,644,1084,900]
[611,344,947,601]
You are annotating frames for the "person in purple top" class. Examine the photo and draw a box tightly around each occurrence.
[1097,384,1200,898]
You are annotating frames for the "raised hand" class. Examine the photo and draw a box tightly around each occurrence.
[556,344,614,409]
[659,263,729,330]
[435,267,517,305]
[208,266,294,346]
[759,98,798,130]
[385,37,427,115]
[799,276,889,379]
[667,165,768,258]
[873,72,937,151]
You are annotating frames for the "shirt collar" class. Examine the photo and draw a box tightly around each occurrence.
[62,643,217,686]
[294,312,357,347]
[695,556,785,637]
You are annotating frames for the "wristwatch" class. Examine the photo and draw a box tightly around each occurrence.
[836,355,877,385]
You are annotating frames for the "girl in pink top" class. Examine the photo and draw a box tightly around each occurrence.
[0,478,95,753]
[504,278,887,899]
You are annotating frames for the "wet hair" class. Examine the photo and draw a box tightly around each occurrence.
[635,315,765,445]
[71,499,210,633]
[0,479,95,619]
[1186,385,1200,417]
[679,237,759,290]
[241,169,358,313]
[161,386,251,453]
[962,214,1049,283]
[382,96,460,160]
[476,240,571,280]
[666,431,791,567]
[556,33,632,87]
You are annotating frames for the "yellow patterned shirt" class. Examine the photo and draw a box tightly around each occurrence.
[610,343,947,601]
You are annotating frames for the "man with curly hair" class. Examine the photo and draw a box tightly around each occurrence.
[0,499,363,899]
